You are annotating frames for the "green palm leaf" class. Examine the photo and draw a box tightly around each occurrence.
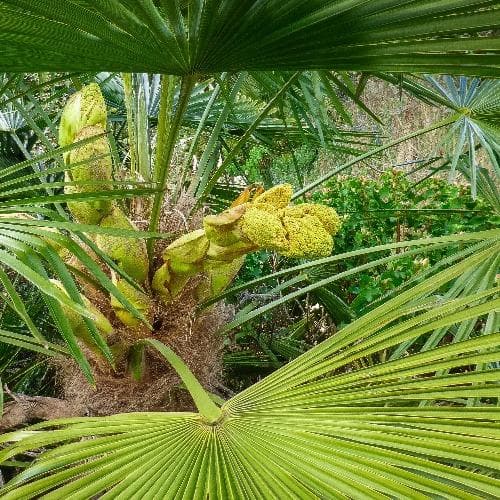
[204,230,498,331]
[0,83,163,373]
[0,5,499,496]
[0,1,498,76]
[1,243,499,498]
[377,74,500,197]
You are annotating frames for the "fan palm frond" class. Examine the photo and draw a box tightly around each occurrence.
[427,77,500,197]
[378,74,500,197]
[0,245,499,497]
[0,1,498,76]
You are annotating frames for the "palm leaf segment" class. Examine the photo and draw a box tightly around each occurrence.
[1,241,499,498]
[426,77,500,198]
[379,75,500,198]
[0,1,499,76]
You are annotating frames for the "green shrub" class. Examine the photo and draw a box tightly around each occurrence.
[310,170,497,311]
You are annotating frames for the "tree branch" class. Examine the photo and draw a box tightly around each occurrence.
[1,387,87,431]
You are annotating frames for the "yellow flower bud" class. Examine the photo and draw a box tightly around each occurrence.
[96,207,149,283]
[163,229,209,264]
[65,126,114,225]
[203,205,246,247]
[110,277,151,329]
[239,207,289,252]
[49,279,113,343]
[281,214,333,258]
[59,83,107,149]
[252,183,293,209]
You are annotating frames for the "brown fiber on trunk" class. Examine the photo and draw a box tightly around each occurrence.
[53,282,232,417]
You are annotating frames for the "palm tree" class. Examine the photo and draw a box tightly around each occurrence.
[0,2,499,497]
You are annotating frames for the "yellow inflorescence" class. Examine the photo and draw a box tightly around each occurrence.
[281,213,333,258]
[96,207,149,284]
[153,183,341,305]
[237,185,341,259]
[60,83,151,330]
[59,83,107,149]
[110,277,152,328]
[66,126,114,225]
[239,206,289,252]
[252,183,293,209]
[283,203,342,236]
